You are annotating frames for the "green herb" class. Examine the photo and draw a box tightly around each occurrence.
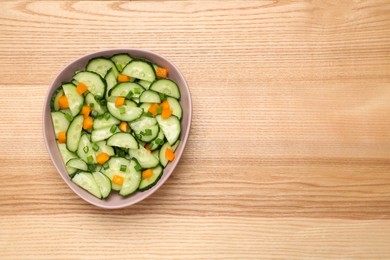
[87,155,93,163]
[92,143,99,152]
[157,106,162,114]
[134,88,141,94]
[88,164,96,172]
[104,112,110,120]
[65,113,73,122]
[155,138,163,145]
[145,112,153,117]
[83,146,89,153]
[140,131,145,136]
[134,164,142,171]
[100,99,107,106]
[126,91,134,99]
[158,93,165,100]
[144,129,152,136]
[117,149,126,158]
[90,110,98,118]
[120,165,127,172]
[89,103,95,108]
[117,64,123,71]
[110,125,117,133]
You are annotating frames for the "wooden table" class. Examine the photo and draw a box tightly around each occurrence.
[1,1,389,259]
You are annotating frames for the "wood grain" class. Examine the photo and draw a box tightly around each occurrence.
[0,0,390,258]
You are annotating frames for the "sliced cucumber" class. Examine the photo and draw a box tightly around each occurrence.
[73,71,106,98]
[139,103,152,113]
[107,100,143,122]
[95,140,115,156]
[111,53,132,72]
[171,140,180,152]
[86,57,119,78]
[101,157,132,191]
[166,97,182,119]
[150,79,180,99]
[151,150,159,160]
[72,172,101,199]
[57,142,78,175]
[91,125,119,143]
[108,82,145,100]
[122,60,156,82]
[148,129,165,151]
[137,80,152,89]
[93,115,120,130]
[66,158,88,171]
[129,146,159,169]
[130,116,159,142]
[77,134,96,164]
[159,142,171,167]
[92,171,111,199]
[107,133,139,149]
[119,159,141,196]
[51,88,64,111]
[139,90,161,103]
[156,115,181,145]
[104,68,118,99]
[62,83,84,116]
[139,165,163,191]
[51,111,70,138]
[66,115,84,152]
[85,93,106,115]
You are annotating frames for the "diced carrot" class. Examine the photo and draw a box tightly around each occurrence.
[165,148,175,161]
[142,169,153,179]
[161,100,170,110]
[156,67,168,78]
[96,152,110,165]
[76,82,88,95]
[83,116,93,130]
[58,95,69,109]
[145,144,151,152]
[80,105,91,118]
[118,74,130,82]
[119,121,129,132]
[58,131,66,144]
[112,175,124,185]
[161,108,172,119]
[115,97,125,107]
[148,103,159,116]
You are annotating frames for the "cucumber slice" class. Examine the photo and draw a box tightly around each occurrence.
[62,83,84,116]
[138,165,163,191]
[85,93,106,116]
[73,71,106,98]
[108,82,145,101]
[107,100,143,122]
[93,115,120,130]
[166,97,182,119]
[77,134,96,163]
[171,140,180,152]
[139,90,161,103]
[111,53,132,72]
[122,60,156,82]
[151,150,159,160]
[137,80,152,89]
[150,79,180,99]
[91,125,119,142]
[51,88,64,111]
[129,146,159,169]
[139,103,152,113]
[92,171,111,199]
[156,115,181,145]
[130,116,159,142]
[57,142,78,175]
[95,140,115,156]
[51,111,70,138]
[107,133,139,149]
[86,57,119,78]
[148,129,165,151]
[66,115,84,152]
[72,172,101,199]
[66,158,88,171]
[104,68,118,99]
[119,160,141,196]
[159,142,171,167]
[101,157,132,191]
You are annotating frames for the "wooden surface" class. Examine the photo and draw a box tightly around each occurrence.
[1,0,390,258]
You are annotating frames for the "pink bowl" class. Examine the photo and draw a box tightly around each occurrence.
[43,49,192,208]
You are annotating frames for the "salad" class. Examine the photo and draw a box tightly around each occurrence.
[50,54,182,199]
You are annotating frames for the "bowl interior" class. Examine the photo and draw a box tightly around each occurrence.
[43,49,191,208]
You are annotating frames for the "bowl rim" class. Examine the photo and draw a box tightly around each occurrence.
[43,48,192,209]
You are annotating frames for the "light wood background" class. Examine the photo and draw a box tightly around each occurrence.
[1,0,390,259]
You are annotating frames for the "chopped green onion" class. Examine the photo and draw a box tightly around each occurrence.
[126,91,134,99]
[134,88,141,94]
[104,112,110,120]
[110,125,117,133]
[157,106,162,114]
[83,146,89,153]
[145,112,153,117]
[100,99,107,106]
[155,138,163,145]
[88,164,96,172]
[159,93,165,100]
[144,129,152,136]
[87,155,93,163]
[119,107,126,114]
[136,134,142,140]
[117,64,123,71]
[120,165,127,172]
[92,143,99,152]
[65,113,73,122]
[134,164,142,171]
[89,103,95,108]
[90,110,98,118]
[94,96,100,102]
[117,149,126,158]
[140,131,145,136]
[103,163,109,170]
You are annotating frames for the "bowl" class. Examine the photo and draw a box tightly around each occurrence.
[43,48,192,208]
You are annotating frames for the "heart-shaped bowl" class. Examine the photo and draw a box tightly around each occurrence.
[43,48,192,208]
